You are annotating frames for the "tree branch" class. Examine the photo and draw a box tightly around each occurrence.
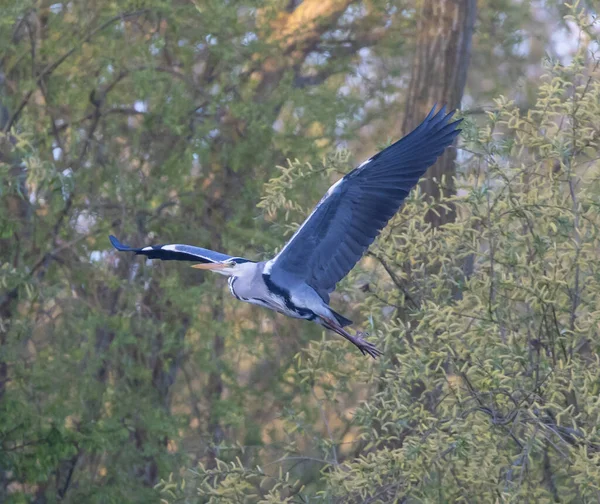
[4,10,148,132]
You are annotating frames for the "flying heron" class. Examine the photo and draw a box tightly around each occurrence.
[110,106,461,358]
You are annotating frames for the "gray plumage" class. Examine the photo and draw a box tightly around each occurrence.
[110,106,462,358]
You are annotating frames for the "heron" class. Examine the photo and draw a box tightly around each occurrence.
[110,106,461,358]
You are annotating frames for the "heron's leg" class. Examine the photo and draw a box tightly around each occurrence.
[321,317,382,359]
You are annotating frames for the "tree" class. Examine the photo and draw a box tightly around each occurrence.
[1,1,586,502]
[403,0,476,226]
[0,1,407,501]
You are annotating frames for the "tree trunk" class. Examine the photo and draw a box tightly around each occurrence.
[402,0,476,227]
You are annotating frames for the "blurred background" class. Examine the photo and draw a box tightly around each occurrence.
[1,1,599,502]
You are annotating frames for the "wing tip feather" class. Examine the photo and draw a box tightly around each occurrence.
[109,234,134,252]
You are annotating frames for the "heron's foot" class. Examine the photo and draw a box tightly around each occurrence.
[352,331,382,359]
[321,317,383,359]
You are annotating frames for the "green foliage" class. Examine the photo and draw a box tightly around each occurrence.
[158,5,600,502]
[1,1,593,502]
[1,1,381,501]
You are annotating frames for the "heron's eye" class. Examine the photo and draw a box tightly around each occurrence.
[226,260,236,267]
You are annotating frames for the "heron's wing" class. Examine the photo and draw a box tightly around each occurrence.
[267,106,461,301]
[109,235,234,263]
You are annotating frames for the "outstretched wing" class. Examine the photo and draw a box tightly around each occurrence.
[267,106,462,302]
[109,235,233,264]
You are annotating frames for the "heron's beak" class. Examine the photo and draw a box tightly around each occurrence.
[191,262,228,270]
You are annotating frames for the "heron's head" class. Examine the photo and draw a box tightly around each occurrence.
[191,257,254,277]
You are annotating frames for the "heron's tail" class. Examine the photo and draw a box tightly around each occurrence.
[330,309,353,327]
